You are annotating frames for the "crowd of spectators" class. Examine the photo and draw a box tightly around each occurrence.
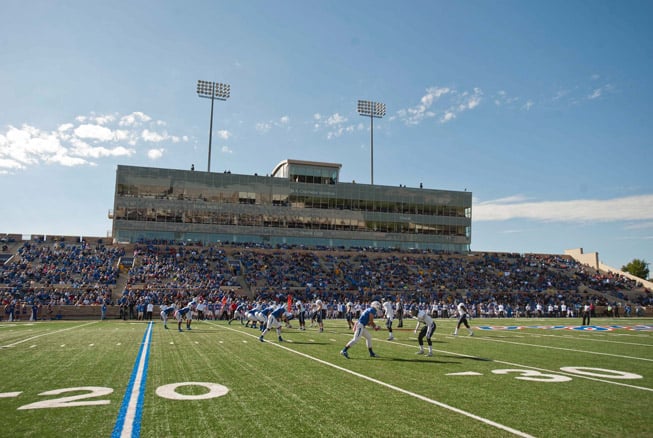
[1,239,121,317]
[1,239,650,321]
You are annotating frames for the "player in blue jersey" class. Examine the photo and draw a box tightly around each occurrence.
[175,300,194,332]
[410,305,436,356]
[160,303,176,329]
[256,306,273,332]
[259,305,287,342]
[340,301,382,359]
[228,301,247,325]
[245,304,261,328]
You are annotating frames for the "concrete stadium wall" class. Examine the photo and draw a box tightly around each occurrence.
[565,247,652,289]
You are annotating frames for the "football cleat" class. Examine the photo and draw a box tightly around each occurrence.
[259,336,264,342]
[278,336,283,342]
[340,350,349,359]
[427,352,433,357]
[369,352,378,358]
[415,350,424,355]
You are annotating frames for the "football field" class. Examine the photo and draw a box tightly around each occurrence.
[1,317,652,437]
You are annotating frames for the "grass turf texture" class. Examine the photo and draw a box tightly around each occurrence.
[1,318,651,437]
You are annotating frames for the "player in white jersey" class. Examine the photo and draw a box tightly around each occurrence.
[345,302,355,330]
[410,305,436,356]
[296,300,306,331]
[453,302,474,336]
[382,298,395,340]
[314,299,324,332]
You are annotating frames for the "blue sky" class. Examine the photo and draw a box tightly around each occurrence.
[1,0,652,271]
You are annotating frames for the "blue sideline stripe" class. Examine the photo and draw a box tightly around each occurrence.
[112,322,153,438]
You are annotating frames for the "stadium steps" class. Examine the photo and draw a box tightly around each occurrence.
[111,269,131,301]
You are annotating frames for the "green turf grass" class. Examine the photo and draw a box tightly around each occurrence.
[1,317,651,437]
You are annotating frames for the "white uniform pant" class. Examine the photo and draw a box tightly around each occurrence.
[346,322,373,349]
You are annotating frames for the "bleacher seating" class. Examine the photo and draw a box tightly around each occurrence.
[0,237,650,320]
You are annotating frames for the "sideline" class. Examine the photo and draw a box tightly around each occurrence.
[209,321,536,438]
[112,322,153,438]
[0,321,98,348]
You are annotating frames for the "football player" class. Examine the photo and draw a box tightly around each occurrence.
[340,301,381,359]
[410,304,436,356]
[454,302,474,336]
[259,305,287,342]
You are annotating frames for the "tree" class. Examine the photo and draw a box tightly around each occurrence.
[621,259,649,280]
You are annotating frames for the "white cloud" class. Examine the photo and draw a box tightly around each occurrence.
[441,112,455,123]
[221,145,233,154]
[141,129,166,142]
[256,122,271,133]
[119,112,151,127]
[326,113,347,125]
[255,116,291,134]
[398,86,483,125]
[58,123,74,132]
[624,221,653,230]
[0,111,186,171]
[474,194,653,222]
[0,157,25,170]
[216,129,231,140]
[48,154,89,167]
[74,124,115,141]
[147,148,164,160]
[588,88,602,100]
[92,114,116,125]
[399,87,451,125]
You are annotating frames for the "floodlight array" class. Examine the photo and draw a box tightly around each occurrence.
[357,100,386,118]
[197,80,231,100]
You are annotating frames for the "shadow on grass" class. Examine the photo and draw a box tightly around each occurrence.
[338,356,461,364]
[285,341,331,345]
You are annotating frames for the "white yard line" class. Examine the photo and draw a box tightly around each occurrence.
[214,322,536,438]
[373,337,653,392]
[112,322,153,438]
[469,336,653,362]
[0,321,98,348]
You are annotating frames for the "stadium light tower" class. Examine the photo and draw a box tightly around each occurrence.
[357,100,386,185]
[197,80,230,172]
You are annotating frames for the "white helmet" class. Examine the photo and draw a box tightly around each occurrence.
[371,301,381,311]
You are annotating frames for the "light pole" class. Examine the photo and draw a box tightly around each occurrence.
[357,100,386,185]
[197,80,230,172]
